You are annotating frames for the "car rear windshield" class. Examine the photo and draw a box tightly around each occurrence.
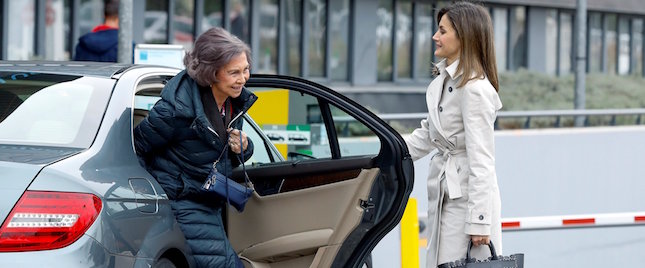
[0,72,114,148]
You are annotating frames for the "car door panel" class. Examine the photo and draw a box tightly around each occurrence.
[228,168,379,265]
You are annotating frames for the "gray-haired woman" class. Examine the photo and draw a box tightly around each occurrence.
[134,27,257,268]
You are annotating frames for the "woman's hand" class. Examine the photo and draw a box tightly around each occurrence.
[228,128,248,154]
[470,235,490,247]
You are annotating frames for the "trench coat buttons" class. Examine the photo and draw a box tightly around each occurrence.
[439,106,443,112]
[479,215,484,220]
[448,87,453,92]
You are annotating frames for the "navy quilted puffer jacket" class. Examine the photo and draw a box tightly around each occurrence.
[134,70,256,267]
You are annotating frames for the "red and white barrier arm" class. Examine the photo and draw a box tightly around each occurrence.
[502,211,645,231]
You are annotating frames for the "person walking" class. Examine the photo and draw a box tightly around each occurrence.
[404,2,503,267]
[73,0,119,62]
[134,27,256,267]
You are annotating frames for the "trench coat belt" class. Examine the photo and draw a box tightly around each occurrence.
[432,139,466,199]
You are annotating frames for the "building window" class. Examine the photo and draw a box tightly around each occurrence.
[545,9,558,75]
[173,0,195,49]
[633,19,643,75]
[377,0,393,81]
[7,0,35,60]
[493,7,508,72]
[144,0,168,44]
[396,0,412,79]
[416,3,434,79]
[605,14,617,74]
[202,0,223,34]
[558,12,573,76]
[307,0,326,77]
[618,17,630,75]
[588,12,602,73]
[229,0,250,43]
[285,0,302,77]
[509,6,527,70]
[45,0,70,60]
[329,0,349,81]
[258,0,278,74]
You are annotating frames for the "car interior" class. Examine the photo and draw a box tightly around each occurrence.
[133,75,384,267]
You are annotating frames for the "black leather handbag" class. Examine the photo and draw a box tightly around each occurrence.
[202,134,254,212]
[438,241,524,268]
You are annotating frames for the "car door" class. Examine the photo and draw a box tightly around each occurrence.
[228,75,414,268]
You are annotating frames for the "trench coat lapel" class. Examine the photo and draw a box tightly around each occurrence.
[427,61,449,143]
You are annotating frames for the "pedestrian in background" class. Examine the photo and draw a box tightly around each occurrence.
[404,1,503,267]
[73,0,119,62]
[134,27,256,267]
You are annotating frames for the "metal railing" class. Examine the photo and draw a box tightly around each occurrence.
[334,109,645,132]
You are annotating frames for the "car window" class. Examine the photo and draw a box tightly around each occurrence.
[330,106,380,156]
[246,87,331,161]
[0,73,113,148]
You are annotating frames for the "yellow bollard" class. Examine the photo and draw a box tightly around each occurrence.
[401,198,420,268]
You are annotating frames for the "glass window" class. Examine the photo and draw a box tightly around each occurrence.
[0,73,112,148]
[229,0,250,43]
[588,13,602,73]
[285,0,302,76]
[545,9,557,75]
[396,0,412,79]
[307,0,327,77]
[246,88,331,160]
[618,17,631,75]
[633,19,643,75]
[172,0,194,49]
[258,0,279,74]
[79,0,103,35]
[377,0,393,81]
[202,0,223,34]
[7,0,35,60]
[493,7,508,72]
[145,0,168,44]
[43,0,69,60]
[559,12,573,75]
[416,3,434,79]
[509,7,527,70]
[331,107,378,157]
[329,0,350,81]
[605,14,618,74]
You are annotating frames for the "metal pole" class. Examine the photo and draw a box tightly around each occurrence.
[118,0,133,63]
[574,0,587,127]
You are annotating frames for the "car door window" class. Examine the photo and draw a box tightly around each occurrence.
[330,106,379,157]
[246,87,332,162]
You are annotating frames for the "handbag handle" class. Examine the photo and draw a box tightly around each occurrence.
[466,240,499,262]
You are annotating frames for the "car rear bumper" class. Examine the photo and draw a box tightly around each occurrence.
[0,234,152,267]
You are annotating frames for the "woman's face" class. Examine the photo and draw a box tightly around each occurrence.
[432,15,461,65]
[212,52,250,100]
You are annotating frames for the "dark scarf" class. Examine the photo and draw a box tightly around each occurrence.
[200,88,232,142]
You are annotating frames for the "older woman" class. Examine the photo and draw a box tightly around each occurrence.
[134,27,256,268]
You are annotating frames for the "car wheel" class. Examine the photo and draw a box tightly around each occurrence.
[153,258,177,268]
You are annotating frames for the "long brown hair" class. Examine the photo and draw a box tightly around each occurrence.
[438,1,499,92]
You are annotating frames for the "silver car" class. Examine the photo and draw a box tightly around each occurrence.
[0,61,413,268]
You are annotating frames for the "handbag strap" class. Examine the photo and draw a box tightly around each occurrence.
[466,240,499,262]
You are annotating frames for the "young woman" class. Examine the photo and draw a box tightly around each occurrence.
[134,27,256,267]
[404,2,503,267]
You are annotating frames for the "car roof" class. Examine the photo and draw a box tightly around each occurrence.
[0,61,175,78]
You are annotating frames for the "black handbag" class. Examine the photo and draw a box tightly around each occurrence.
[202,133,254,212]
[438,241,524,268]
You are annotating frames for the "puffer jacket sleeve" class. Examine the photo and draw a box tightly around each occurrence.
[404,117,436,161]
[134,98,176,159]
[460,81,502,236]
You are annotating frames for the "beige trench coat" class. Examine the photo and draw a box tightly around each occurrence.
[404,59,503,267]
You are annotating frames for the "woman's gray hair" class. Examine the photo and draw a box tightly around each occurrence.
[183,27,252,87]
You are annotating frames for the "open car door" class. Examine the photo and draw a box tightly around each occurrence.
[229,75,414,268]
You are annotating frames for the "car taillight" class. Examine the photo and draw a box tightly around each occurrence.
[0,191,102,252]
